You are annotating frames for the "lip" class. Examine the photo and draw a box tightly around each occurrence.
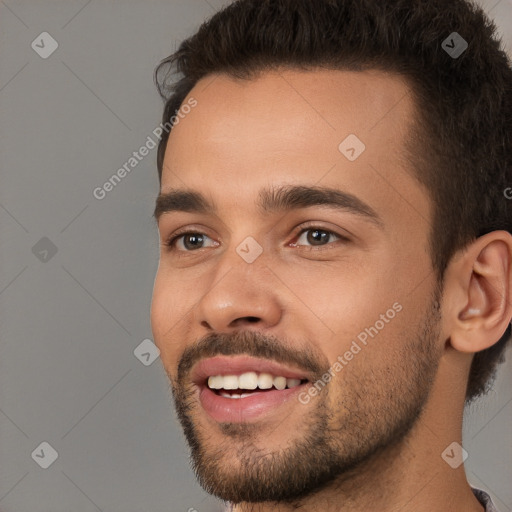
[190,355,312,423]
[198,381,309,422]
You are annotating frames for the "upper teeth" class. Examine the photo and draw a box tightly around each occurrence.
[208,372,303,391]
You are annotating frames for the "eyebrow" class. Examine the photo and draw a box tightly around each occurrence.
[153,184,384,228]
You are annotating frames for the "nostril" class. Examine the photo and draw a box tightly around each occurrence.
[246,317,259,323]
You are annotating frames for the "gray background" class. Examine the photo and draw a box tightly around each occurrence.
[0,1,511,511]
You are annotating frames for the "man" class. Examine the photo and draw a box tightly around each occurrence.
[150,0,512,510]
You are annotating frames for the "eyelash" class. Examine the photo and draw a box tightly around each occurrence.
[162,223,349,254]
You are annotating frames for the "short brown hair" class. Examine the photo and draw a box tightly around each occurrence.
[154,0,512,401]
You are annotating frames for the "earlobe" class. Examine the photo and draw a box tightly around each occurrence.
[449,231,512,354]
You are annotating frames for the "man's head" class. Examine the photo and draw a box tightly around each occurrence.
[150,0,512,506]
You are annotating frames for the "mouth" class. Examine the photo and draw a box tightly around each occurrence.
[191,356,312,423]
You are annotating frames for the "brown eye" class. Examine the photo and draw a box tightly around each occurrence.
[165,232,216,251]
[181,233,205,250]
[294,228,341,247]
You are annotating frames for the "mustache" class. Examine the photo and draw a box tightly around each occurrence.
[176,330,329,384]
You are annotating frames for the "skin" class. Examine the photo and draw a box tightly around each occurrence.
[150,68,512,512]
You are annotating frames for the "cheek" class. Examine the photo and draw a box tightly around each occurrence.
[320,305,416,403]
[304,262,413,357]
[150,273,190,364]
[278,257,399,335]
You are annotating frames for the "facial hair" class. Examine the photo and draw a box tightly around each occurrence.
[168,288,443,505]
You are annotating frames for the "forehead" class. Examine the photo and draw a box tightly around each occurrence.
[160,68,429,233]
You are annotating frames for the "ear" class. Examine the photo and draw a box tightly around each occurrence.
[443,231,512,354]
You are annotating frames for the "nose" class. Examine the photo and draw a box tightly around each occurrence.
[194,258,283,333]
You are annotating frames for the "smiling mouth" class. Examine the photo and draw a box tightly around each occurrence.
[191,355,314,422]
[206,371,309,398]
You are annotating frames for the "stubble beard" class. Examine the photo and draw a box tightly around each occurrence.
[170,292,442,505]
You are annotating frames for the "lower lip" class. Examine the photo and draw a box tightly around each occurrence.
[198,384,308,423]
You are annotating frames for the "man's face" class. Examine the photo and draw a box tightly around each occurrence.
[151,69,445,503]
